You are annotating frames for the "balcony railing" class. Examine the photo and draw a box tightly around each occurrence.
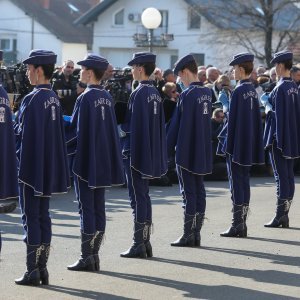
[133,25,174,48]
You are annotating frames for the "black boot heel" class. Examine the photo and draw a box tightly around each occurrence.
[194,213,205,247]
[39,244,50,285]
[68,232,96,272]
[120,222,147,258]
[265,200,291,228]
[40,269,49,285]
[144,222,153,257]
[220,204,246,238]
[171,213,196,247]
[145,241,153,258]
[93,231,104,271]
[15,245,41,286]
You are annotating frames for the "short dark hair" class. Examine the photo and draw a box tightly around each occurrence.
[86,68,105,81]
[180,60,198,75]
[137,62,156,77]
[281,60,293,71]
[34,64,55,80]
[238,61,253,75]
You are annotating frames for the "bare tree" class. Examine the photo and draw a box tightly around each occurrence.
[189,0,300,67]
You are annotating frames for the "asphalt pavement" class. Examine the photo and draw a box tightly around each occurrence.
[1,177,300,300]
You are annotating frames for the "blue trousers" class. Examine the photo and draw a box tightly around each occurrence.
[226,155,251,206]
[123,157,151,223]
[19,183,51,245]
[269,142,295,200]
[74,176,106,234]
[177,166,206,215]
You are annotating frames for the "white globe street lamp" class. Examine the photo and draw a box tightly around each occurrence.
[141,7,162,53]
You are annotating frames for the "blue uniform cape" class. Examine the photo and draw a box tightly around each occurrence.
[217,79,264,166]
[0,85,18,200]
[167,82,213,175]
[68,85,124,187]
[121,81,168,178]
[264,77,300,158]
[14,84,70,196]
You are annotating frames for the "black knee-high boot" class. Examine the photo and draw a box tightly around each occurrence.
[39,243,50,285]
[220,204,246,237]
[67,232,95,271]
[120,221,147,258]
[171,213,196,247]
[15,244,41,286]
[264,199,290,228]
[144,221,153,257]
[194,213,205,247]
[93,231,104,271]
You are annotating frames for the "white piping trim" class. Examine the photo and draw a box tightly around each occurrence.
[18,179,70,197]
[72,170,124,189]
[227,156,237,205]
[129,159,138,223]
[178,166,187,214]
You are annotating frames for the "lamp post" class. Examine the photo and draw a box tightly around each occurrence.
[141,7,162,53]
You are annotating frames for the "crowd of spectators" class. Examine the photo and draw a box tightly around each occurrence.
[18,58,299,182]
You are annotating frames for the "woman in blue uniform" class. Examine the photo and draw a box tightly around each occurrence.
[0,61,18,253]
[14,50,70,286]
[218,53,264,238]
[263,51,300,228]
[120,52,167,259]
[167,54,212,247]
[67,54,124,271]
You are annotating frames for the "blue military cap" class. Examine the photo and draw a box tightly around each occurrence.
[173,54,196,75]
[77,53,109,70]
[23,49,57,65]
[128,52,156,66]
[270,50,293,64]
[229,52,254,66]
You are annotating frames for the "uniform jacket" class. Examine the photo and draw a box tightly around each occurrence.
[264,77,300,158]
[167,82,213,175]
[67,85,124,187]
[0,85,18,200]
[217,79,264,166]
[121,80,168,178]
[14,84,70,196]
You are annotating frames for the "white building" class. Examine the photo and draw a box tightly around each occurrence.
[75,0,300,71]
[0,0,94,66]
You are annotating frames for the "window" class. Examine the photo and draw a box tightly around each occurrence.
[0,39,11,51]
[159,10,168,33]
[188,8,201,29]
[191,53,205,66]
[114,8,124,26]
[170,55,178,69]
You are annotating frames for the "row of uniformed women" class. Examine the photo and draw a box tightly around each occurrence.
[1,49,299,287]
[217,51,300,238]
[0,50,124,286]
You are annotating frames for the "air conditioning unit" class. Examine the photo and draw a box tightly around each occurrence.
[128,13,141,23]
